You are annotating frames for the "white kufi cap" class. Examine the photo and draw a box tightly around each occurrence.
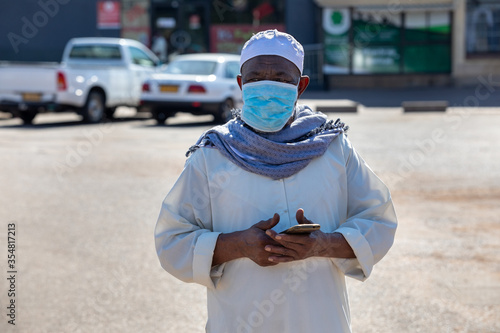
[239,29,304,74]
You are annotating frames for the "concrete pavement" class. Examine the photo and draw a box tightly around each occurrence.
[0,108,499,332]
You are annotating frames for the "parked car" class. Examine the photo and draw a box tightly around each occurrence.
[139,53,242,124]
[0,37,160,124]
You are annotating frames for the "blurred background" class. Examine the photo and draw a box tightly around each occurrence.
[1,0,499,90]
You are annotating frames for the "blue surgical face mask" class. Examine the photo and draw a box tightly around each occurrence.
[241,80,298,133]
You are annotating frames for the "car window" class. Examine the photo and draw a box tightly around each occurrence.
[225,61,240,78]
[69,45,122,59]
[129,47,156,67]
[164,60,217,75]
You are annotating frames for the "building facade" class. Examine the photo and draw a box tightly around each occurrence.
[146,0,293,56]
[1,0,497,88]
[315,0,500,87]
[0,1,121,62]
[0,0,314,62]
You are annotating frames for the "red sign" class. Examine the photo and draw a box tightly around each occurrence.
[210,24,286,54]
[97,1,121,29]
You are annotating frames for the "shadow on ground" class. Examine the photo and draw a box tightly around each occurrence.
[0,111,219,130]
[0,113,152,130]
[301,86,500,107]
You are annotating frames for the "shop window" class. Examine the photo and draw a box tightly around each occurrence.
[405,11,451,42]
[467,0,500,55]
[211,0,285,25]
[353,45,400,74]
[322,8,452,75]
[429,12,451,41]
[209,0,286,53]
[403,11,451,73]
[353,9,401,45]
[352,9,402,74]
[322,8,350,74]
[403,44,451,73]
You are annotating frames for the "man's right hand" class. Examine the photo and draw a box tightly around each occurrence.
[212,213,281,267]
[241,213,281,266]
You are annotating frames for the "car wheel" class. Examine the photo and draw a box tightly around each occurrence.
[19,110,38,125]
[214,98,234,123]
[82,91,105,123]
[153,109,171,124]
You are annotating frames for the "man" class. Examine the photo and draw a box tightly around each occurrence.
[155,30,397,332]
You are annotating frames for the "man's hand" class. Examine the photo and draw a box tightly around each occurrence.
[240,213,282,266]
[264,209,355,263]
[212,213,282,267]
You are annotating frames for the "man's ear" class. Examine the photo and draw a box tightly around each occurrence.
[237,75,243,90]
[297,75,310,99]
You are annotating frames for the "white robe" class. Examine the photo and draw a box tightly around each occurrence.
[155,132,397,333]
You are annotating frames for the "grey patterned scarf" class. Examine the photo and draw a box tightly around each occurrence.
[186,105,348,180]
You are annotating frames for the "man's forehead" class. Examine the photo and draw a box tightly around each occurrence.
[241,55,300,75]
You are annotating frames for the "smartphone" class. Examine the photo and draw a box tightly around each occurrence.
[279,224,321,234]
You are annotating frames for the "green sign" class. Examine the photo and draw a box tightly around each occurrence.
[323,8,350,74]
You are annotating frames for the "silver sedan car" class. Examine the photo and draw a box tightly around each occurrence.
[140,53,242,124]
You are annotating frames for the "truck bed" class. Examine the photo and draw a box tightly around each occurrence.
[0,62,59,111]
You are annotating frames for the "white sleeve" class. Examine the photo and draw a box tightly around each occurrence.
[331,134,398,281]
[154,150,223,289]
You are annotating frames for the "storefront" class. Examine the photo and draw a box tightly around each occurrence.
[149,0,211,57]
[121,0,151,47]
[140,0,288,61]
[315,0,454,87]
[322,8,452,74]
[209,0,286,54]
[315,0,500,87]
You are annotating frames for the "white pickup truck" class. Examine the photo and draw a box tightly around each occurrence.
[0,37,160,124]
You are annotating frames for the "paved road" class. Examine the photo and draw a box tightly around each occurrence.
[0,105,499,332]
